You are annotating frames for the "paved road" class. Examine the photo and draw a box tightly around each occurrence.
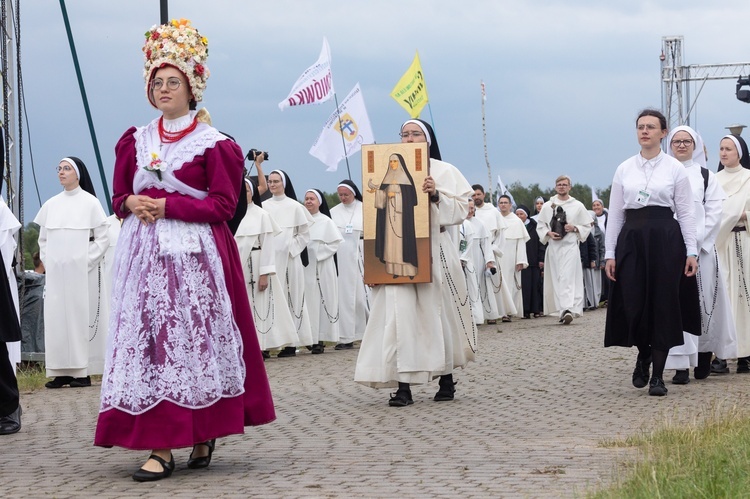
[3,308,749,498]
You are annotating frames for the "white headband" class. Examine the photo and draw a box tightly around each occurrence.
[270,169,287,188]
[60,157,80,180]
[244,177,254,197]
[401,119,431,146]
[337,183,356,195]
[723,135,744,160]
[306,189,322,205]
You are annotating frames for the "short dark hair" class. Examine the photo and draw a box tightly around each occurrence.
[472,184,484,193]
[498,194,511,203]
[33,251,42,268]
[637,108,667,131]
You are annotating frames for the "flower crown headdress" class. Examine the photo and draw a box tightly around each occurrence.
[143,18,209,107]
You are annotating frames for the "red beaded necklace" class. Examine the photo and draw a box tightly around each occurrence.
[158,116,199,143]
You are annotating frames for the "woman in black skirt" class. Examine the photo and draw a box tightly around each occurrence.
[604,109,700,396]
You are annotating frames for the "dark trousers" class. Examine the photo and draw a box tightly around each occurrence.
[0,342,19,418]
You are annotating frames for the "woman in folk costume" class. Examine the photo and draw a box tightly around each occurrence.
[330,180,370,349]
[303,189,343,354]
[235,178,297,356]
[715,133,750,373]
[604,109,700,397]
[94,19,275,481]
[34,157,109,389]
[262,169,314,357]
[665,126,736,383]
[355,119,476,406]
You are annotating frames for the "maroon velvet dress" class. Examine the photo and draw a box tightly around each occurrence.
[94,122,275,450]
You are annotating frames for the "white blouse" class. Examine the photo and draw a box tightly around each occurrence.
[605,151,696,259]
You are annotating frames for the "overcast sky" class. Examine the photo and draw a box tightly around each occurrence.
[10,0,750,219]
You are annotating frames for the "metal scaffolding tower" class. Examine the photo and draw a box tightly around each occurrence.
[1,0,18,216]
[661,35,750,131]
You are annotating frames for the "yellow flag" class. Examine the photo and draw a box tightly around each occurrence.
[390,52,429,118]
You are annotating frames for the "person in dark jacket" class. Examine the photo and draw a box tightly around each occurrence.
[516,205,545,318]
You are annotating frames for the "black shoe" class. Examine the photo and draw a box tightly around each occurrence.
[434,374,457,401]
[561,311,573,325]
[277,347,297,358]
[738,357,750,374]
[694,352,712,380]
[311,343,325,355]
[0,406,21,435]
[45,376,74,389]
[388,389,413,407]
[70,376,91,388]
[187,439,216,469]
[132,454,175,482]
[632,356,651,389]
[334,342,354,350]
[262,350,270,359]
[648,377,668,396]
[672,370,690,385]
[711,357,729,374]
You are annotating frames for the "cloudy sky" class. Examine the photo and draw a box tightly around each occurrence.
[9,0,750,219]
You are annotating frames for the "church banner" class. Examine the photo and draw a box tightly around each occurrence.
[278,37,335,110]
[390,52,429,118]
[361,142,432,285]
[309,83,375,172]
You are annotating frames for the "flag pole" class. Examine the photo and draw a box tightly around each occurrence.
[481,80,493,203]
[333,93,352,180]
[426,103,437,136]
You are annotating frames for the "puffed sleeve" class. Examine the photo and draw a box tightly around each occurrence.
[112,127,138,219]
[164,139,244,224]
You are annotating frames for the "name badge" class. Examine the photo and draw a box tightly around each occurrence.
[635,190,651,206]
[345,223,353,234]
[459,240,467,253]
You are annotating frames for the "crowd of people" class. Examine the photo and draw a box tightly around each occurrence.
[1,17,749,485]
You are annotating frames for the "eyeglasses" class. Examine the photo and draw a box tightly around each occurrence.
[637,124,660,131]
[399,131,424,138]
[151,78,183,91]
[670,139,694,147]
[56,165,74,173]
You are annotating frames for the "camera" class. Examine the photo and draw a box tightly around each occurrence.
[246,148,269,161]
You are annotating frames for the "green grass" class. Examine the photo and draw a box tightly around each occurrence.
[16,362,48,392]
[16,362,102,392]
[590,401,750,498]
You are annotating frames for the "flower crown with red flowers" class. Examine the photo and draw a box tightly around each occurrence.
[143,18,209,107]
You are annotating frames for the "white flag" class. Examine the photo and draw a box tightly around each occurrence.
[496,174,516,208]
[309,83,374,172]
[591,186,599,203]
[278,37,335,110]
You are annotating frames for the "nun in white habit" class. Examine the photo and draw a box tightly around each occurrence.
[235,178,298,353]
[355,119,476,407]
[665,126,737,382]
[34,157,109,388]
[330,180,370,348]
[0,196,21,372]
[262,169,313,356]
[303,189,343,353]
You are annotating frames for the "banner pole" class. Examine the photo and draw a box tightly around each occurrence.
[481,81,493,203]
[333,93,352,180]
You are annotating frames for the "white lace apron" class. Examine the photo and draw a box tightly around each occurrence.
[99,119,245,415]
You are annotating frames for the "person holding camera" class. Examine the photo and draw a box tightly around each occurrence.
[536,175,592,325]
